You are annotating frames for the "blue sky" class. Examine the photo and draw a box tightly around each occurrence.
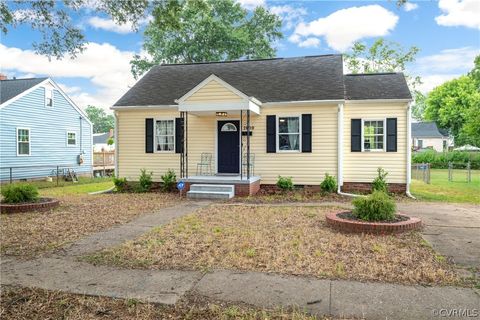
[1,0,479,112]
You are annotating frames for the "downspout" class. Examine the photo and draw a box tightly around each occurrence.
[337,102,359,197]
[406,102,415,199]
[114,111,119,177]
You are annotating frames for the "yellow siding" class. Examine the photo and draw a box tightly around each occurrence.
[343,103,407,184]
[185,80,243,102]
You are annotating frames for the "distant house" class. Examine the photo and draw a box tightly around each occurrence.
[0,75,93,182]
[411,122,453,152]
[93,129,114,152]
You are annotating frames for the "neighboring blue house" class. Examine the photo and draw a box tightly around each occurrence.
[0,76,93,182]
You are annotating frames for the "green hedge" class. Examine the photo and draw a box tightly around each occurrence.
[412,150,480,169]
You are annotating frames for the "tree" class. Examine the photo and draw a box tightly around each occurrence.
[424,76,480,146]
[130,0,282,78]
[469,55,480,89]
[1,0,150,59]
[85,106,115,134]
[344,38,423,118]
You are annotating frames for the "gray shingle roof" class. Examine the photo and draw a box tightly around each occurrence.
[0,78,48,104]
[344,73,412,100]
[113,55,412,107]
[93,132,111,145]
[412,122,449,138]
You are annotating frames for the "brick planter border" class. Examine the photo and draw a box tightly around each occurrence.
[326,211,422,234]
[0,198,60,214]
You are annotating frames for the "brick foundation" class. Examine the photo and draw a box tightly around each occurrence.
[342,182,407,194]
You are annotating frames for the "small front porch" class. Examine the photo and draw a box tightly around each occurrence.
[183,175,261,197]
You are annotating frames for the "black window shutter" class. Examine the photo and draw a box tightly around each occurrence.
[301,114,312,152]
[175,117,184,154]
[386,118,397,152]
[351,119,361,152]
[266,115,276,153]
[145,118,154,153]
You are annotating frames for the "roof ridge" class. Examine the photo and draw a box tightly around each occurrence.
[345,72,402,76]
[0,77,48,82]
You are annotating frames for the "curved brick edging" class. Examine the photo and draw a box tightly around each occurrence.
[0,198,60,214]
[326,211,422,234]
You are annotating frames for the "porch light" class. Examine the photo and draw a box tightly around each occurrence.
[216,112,228,117]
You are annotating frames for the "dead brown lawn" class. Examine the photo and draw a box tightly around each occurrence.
[0,193,180,257]
[85,205,459,286]
[1,286,344,320]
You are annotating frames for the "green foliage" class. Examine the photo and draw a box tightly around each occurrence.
[372,168,389,193]
[424,75,480,147]
[113,176,128,193]
[276,176,294,191]
[161,169,177,192]
[412,150,480,169]
[469,55,480,89]
[138,169,153,192]
[85,106,115,134]
[130,0,283,78]
[1,184,39,204]
[352,191,396,222]
[320,173,337,193]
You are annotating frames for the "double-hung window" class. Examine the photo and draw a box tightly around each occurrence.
[67,131,77,146]
[45,88,53,107]
[363,120,385,151]
[155,119,174,152]
[17,128,30,156]
[277,116,300,151]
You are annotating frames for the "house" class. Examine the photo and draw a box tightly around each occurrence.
[93,129,114,152]
[411,122,453,152]
[0,76,93,182]
[112,55,412,197]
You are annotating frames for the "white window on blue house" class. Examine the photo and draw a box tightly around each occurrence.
[45,88,53,107]
[17,128,30,156]
[67,131,77,146]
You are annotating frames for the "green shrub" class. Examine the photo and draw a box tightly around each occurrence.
[372,168,388,193]
[352,191,396,221]
[113,176,128,192]
[138,169,153,192]
[276,176,294,191]
[1,184,39,203]
[161,169,177,192]
[412,150,480,169]
[320,173,337,193]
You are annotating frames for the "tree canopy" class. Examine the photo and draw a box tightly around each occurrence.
[85,106,115,134]
[130,0,282,78]
[424,57,480,147]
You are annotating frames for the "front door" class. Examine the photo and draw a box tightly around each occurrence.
[217,120,240,174]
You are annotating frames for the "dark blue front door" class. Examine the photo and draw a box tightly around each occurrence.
[217,120,240,174]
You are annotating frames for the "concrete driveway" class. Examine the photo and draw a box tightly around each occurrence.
[398,202,480,268]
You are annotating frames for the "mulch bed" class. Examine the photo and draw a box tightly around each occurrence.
[0,198,59,214]
[337,212,409,223]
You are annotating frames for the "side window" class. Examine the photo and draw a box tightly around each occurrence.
[17,128,30,156]
[155,119,175,152]
[67,131,77,146]
[45,88,53,108]
[362,120,385,151]
[277,116,300,151]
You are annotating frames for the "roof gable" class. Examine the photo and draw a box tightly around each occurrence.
[178,74,248,104]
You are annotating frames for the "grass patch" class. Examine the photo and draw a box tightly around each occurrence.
[0,193,180,257]
[85,205,459,286]
[411,169,480,204]
[39,181,114,196]
[0,286,332,320]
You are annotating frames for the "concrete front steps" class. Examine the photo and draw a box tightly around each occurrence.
[187,184,234,200]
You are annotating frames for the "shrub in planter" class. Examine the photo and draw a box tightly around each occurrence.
[1,184,39,203]
[320,173,337,193]
[138,169,153,192]
[352,191,396,221]
[372,167,388,193]
[161,169,177,192]
[276,176,294,191]
[113,176,128,192]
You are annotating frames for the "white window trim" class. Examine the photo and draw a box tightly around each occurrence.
[154,118,175,153]
[45,87,54,108]
[361,118,386,152]
[276,115,302,153]
[16,127,31,156]
[66,130,77,147]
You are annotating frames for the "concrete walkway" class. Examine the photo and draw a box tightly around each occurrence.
[2,200,480,320]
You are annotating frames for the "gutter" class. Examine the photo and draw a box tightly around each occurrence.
[406,103,415,199]
[114,111,119,177]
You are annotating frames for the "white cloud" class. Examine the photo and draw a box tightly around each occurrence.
[236,0,265,10]
[0,42,137,112]
[290,5,398,51]
[269,5,307,30]
[403,2,419,12]
[418,74,460,93]
[87,16,152,34]
[435,0,480,29]
[415,47,479,73]
[298,37,320,48]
